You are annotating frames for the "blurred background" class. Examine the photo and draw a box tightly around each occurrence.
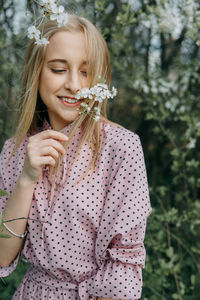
[0,0,200,299]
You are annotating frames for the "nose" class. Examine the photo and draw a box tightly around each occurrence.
[65,70,81,95]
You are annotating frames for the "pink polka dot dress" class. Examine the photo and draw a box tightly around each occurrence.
[0,121,152,300]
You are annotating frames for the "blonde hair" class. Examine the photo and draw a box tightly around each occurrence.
[13,15,112,178]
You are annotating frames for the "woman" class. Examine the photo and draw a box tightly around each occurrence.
[0,14,151,300]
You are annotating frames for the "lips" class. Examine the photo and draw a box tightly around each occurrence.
[58,96,81,108]
[58,96,79,104]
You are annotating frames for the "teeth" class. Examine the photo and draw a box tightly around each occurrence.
[60,97,79,103]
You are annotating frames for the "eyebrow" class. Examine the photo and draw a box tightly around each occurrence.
[47,59,88,65]
[47,59,67,64]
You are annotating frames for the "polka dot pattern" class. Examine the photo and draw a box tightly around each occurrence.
[0,121,151,299]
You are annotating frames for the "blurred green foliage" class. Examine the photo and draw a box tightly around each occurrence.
[0,259,29,300]
[0,0,200,299]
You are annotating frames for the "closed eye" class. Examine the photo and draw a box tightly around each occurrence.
[51,69,66,74]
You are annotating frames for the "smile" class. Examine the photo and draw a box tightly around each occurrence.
[58,96,79,104]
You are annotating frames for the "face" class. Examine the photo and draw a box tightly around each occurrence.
[39,30,89,131]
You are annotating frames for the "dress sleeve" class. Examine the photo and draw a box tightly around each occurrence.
[0,139,22,277]
[87,133,152,299]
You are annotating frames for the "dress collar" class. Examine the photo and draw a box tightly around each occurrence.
[42,119,76,135]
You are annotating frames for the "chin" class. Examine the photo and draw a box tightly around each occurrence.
[64,115,79,124]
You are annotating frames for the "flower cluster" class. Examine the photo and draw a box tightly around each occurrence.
[76,84,117,103]
[75,82,117,121]
[27,25,49,45]
[27,0,69,45]
[41,0,69,27]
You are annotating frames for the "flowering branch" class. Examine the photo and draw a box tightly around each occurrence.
[75,79,117,121]
[27,0,69,45]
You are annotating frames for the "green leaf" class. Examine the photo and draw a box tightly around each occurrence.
[166,247,174,259]
[191,247,200,254]
[0,214,3,227]
[145,112,154,120]
[191,274,196,285]
[0,232,11,238]
[0,190,7,196]
[98,75,106,84]
[172,293,179,299]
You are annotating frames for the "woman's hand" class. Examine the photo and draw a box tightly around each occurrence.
[21,130,68,184]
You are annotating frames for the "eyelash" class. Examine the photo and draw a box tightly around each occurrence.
[51,69,87,76]
[51,69,65,73]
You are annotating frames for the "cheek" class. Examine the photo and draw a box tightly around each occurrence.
[39,75,52,108]
[82,76,89,88]
[39,71,61,97]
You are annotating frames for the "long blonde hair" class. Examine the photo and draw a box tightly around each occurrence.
[13,15,111,177]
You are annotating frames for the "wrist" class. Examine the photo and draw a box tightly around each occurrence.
[18,172,37,187]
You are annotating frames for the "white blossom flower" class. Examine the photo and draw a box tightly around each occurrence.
[41,0,56,6]
[80,102,88,108]
[79,102,93,117]
[27,25,41,40]
[80,102,91,112]
[182,0,197,17]
[179,106,187,113]
[52,4,64,14]
[35,37,49,45]
[186,138,196,149]
[142,84,149,94]
[165,98,179,112]
[111,87,117,97]
[94,96,103,103]
[142,20,151,28]
[93,107,101,115]
[93,115,100,122]
[75,79,117,121]
[50,5,68,27]
[157,5,183,39]
[28,26,49,45]
[76,88,91,100]
[57,13,69,27]
[76,82,117,103]
[40,0,57,14]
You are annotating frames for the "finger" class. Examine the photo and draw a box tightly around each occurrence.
[29,130,68,143]
[40,146,59,160]
[38,156,56,167]
[25,155,55,174]
[38,139,66,155]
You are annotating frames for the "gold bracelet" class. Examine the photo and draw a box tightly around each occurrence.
[3,223,27,239]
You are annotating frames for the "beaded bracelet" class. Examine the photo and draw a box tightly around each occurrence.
[3,223,27,239]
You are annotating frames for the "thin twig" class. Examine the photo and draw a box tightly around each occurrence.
[150,106,178,149]
[174,272,182,300]
[148,286,167,300]
[170,231,200,273]
[0,278,7,286]
[4,217,50,224]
